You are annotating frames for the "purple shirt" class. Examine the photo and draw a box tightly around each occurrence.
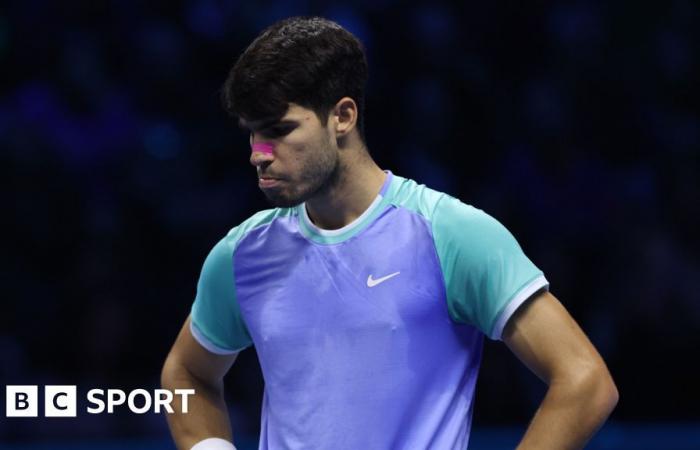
[191,172,548,449]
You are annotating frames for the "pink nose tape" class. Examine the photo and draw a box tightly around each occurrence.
[252,142,274,155]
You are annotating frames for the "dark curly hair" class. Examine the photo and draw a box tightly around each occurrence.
[221,16,369,139]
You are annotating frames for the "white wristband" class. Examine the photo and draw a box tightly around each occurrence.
[190,437,237,450]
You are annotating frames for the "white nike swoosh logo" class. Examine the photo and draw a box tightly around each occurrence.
[367,271,401,287]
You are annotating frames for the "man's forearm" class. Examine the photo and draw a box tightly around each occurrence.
[162,360,233,450]
[516,369,618,450]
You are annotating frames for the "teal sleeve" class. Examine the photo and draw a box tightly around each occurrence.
[432,195,548,340]
[190,236,253,353]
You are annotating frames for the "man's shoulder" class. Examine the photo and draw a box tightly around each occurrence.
[234,206,296,233]
[388,174,471,222]
[216,206,296,252]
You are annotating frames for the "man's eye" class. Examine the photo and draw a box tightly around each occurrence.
[262,126,294,138]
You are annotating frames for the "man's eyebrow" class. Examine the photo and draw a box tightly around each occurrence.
[238,118,297,131]
[237,118,270,131]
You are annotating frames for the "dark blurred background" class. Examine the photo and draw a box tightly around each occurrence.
[1,0,699,449]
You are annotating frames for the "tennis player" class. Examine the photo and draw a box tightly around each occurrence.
[162,16,618,450]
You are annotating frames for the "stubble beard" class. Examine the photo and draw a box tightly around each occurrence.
[262,138,340,208]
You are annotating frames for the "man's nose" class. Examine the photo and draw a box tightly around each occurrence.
[249,138,275,167]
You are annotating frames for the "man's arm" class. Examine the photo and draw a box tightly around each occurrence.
[161,315,238,450]
[502,290,618,450]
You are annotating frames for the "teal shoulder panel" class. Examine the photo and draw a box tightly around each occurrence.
[385,175,445,217]
[431,195,545,339]
[190,207,294,352]
[385,176,545,338]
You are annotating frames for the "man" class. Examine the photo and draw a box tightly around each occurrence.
[161,16,618,450]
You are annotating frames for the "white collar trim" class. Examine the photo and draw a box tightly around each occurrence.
[299,193,384,237]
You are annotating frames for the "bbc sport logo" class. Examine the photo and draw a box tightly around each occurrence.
[5,385,194,417]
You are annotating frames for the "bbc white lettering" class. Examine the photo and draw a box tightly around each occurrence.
[5,386,194,416]
[86,389,194,414]
[154,388,174,413]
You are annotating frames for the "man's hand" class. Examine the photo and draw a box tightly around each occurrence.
[503,290,618,450]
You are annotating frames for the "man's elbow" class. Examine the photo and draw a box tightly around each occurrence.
[597,369,619,415]
[161,353,187,391]
[578,363,619,419]
[161,354,176,390]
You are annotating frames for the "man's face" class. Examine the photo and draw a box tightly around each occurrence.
[241,103,339,208]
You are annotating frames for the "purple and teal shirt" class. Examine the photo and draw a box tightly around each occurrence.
[190,172,548,450]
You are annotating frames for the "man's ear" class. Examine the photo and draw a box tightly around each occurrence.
[332,97,358,137]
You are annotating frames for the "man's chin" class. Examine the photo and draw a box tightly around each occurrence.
[262,190,304,208]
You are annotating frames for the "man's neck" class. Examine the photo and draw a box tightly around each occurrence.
[304,155,386,231]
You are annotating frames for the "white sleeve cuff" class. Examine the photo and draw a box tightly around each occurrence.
[490,274,549,340]
[190,437,237,450]
[189,320,242,355]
